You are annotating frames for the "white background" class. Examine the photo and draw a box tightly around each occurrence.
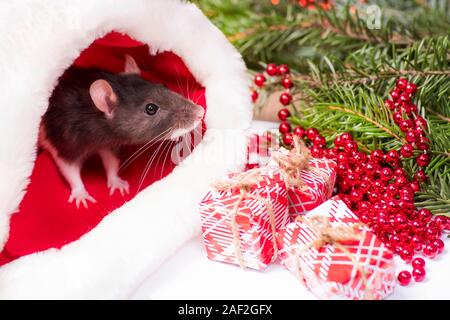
[131,235,450,300]
[130,121,450,300]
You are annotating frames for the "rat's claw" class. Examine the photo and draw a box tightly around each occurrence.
[108,177,130,196]
[68,188,96,209]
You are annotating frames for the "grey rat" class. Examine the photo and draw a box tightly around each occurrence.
[39,55,204,208]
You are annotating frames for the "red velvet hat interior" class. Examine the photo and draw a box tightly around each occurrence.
[0,32,206,265]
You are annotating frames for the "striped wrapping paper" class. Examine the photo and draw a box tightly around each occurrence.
[277,197,396,300]
[270,148,337,219]
[286,157,336,219]
[199,165,290,270]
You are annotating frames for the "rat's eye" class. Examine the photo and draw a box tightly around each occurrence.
[145,103,159,115]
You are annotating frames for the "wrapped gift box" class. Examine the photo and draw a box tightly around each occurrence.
[286,157,336,218]
[277,196,396,300]
[199,166,290,270]
[270,144,336,219]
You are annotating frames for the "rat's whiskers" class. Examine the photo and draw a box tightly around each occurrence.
[136,139,165,193]
[119,128,171,173]
[156,140,175,180]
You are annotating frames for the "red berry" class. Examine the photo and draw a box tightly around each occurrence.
[394,168,406,177]
[337,162,349,174]
[393,112,403,124]
[412,267,426,282]
[432,239,444,254]
[350,189,363,203]
[340,132,353,142]
[386,183,397,196]
[385,100,395,110]
[434,216,447,230]
[385,150,400,164]
[326,148,339,160]
[423,243,438,258]
[293,126,306,137]
[397,270,412,286]
[372,178,384,190]
[387,198,399,212]
[416,153,430,167]
[254,74,266,87]
[281,77,293,89]
[380,167,393,181]
[279,122,291,133]
[416,137,430,151]
[418,208,432,222]
[415,116,428,130]
[443,216,450,231]
[415,170,427,183]
[401,192,414,203]
[400,144,414,158]
[411,236,424,251]
[306,128,319,140]
[415,127,426,138]
[334,136,344,148]
[340,194,352,206]
[399,119,414,132]
[399,93,410,104]
[309,145,323,158]
[396,78,408,91]
[359,201,371,212]
[278,64,290,75]
[391,90,400,101]
[279,92,292,106]
[401,247,414,263]
[410,180,420,192]
[406,83,417,95]
[265,63,278,76]
[251,90,259,102]
[345,171,358,185]
[344,141,358,154]
[424,226,439,239]
[313,135,326,147]
[278,108,291,121]
[405,130,417,143]
[352,151,366,163]
[395,175,408,186]
[370,149,384,163]
[412,257,425,269]
[282,132,293,146]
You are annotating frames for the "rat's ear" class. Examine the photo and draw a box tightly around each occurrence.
[89,80,117,119]
[123,54,140,75]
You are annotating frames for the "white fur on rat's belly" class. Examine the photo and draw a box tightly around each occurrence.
[169,120,201,140]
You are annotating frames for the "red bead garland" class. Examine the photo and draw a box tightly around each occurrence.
[254,74,266,87]
[251,65,444,287]
[398,270,412,286]
[251,63,296,128]
[412,267,426,282]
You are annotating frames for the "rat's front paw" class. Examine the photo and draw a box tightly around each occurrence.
[108,176,130,196]
[68,188,97,209]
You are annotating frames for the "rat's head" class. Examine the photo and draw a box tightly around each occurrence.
[89,55,204,144]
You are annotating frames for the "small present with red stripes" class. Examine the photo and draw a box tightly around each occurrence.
[199,165,290,270]
[270,147,337,219]
[277,196,396,300]
[287,157,336,219]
